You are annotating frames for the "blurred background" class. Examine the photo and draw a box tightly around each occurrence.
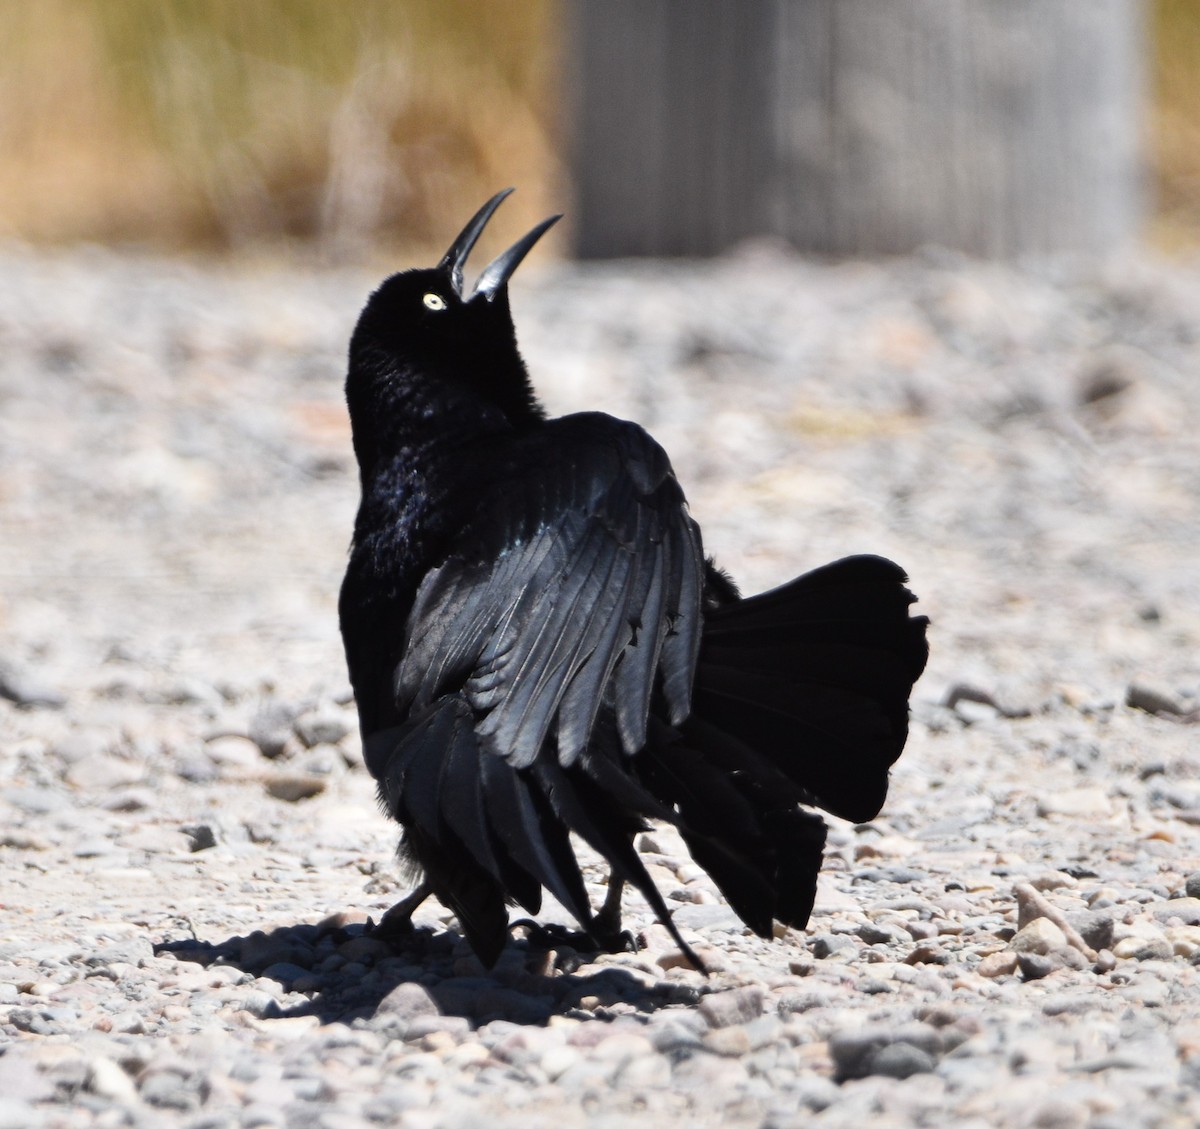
[1,0,1198,263]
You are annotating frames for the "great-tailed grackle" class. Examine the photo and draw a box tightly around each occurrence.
[339,189,928,970]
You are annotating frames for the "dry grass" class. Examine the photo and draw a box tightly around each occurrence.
[2,1,1200,256]
[0,1,561,259]
[1150,0,1200,250]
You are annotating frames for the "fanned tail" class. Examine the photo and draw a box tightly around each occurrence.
[691,553,929,826]
[637,715,828,936]
[626,554,927,938]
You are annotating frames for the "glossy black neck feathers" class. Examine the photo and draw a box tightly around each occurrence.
[345,269,545,483]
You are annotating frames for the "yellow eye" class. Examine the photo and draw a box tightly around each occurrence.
[423,292,447,311]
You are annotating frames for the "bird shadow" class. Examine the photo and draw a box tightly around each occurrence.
[154,917,701,1029]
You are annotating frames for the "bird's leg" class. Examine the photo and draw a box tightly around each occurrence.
[510,873,635,966]
[370,881,432,942]
[592,873,636,954]
[595,874,625,936]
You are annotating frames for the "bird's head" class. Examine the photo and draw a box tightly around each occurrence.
[347,189,559,457]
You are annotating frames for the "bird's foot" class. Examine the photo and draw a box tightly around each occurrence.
[591,923,638,956]
[367,883,432,945]
[510,918,638,972]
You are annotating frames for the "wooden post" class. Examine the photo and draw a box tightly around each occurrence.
[567,0,776,257]
[567,0,1146,257]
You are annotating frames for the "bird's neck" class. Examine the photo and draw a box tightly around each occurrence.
[351,382,495,483]
[348,353,544,483]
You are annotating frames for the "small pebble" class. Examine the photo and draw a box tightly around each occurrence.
[1018,954,1057,981]
[1010,918,1068,956]
[977,951,1019,978]
[264,774,327,802]
[1126,679,1187,716]
[699,986,764,1029]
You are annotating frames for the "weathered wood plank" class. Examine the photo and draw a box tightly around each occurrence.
[567,0,1146,257]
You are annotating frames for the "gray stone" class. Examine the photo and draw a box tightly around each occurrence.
[790,1076,841,1113]
[475,986,554,1025]
[669,903,741,931]
[1066,909,1115,952]
[1152,782,1200,810]
[1150,898,1200,926]
[1039,995,1094,1017]
[0,662,65,709]
[871,1040,936,1078]
[52,729,110,764]
[1018,953,1056,981]
[1126,678,1187,716]
[375,982,440,1023]
[240,991,285,1019]
[648,1019,705,1056]
[743,1014,783,1051]
[138,1068,208,1111]
[260,961,315,987]
[181,823,217,851]
[810,932,857,959]
[1113,936,1173,962]
[829,1024,942,1081]
[858,921,908,945]
[1036,788,1112,818]
[250,698,302,759]
[264,773,327,802]
[699,985,764,1028]
[854,866,926,884]
[295,707,353,748]
[703,1025,752,1057]
[337,936,393,964]
[239,931,314,971]
[404,1014,471,1043]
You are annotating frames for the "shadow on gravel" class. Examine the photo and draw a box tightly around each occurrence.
[155,918,697,1028]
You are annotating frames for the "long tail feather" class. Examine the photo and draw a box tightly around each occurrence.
[691,554,928,824]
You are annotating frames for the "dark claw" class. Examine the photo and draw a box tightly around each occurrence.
[511,918,639,963]
[366,882,432,944]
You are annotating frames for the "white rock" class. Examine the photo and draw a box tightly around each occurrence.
[85,1056,138,1103]
[1035,788,1113,818]
[1009,918,1068,956]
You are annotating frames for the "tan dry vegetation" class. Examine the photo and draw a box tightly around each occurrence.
[0,0,562,258]
[1150,0,1200,249]
[3,1,1200,255]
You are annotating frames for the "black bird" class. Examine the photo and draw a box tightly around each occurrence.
[339,189,928,970]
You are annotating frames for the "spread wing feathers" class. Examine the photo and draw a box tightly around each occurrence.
[374,694,599,964]
[372,693,711,966]
[393,414,705,768]
[691,554,930,825]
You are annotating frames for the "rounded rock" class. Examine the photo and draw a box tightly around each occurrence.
[1010,917,1068,956]
[699,985,764,1028]
[871,1040,936,1079]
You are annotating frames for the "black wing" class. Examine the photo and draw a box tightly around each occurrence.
[393,411,705,768]
[365,412,709,965]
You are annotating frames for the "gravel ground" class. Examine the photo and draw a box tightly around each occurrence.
[1,241,1199,1128]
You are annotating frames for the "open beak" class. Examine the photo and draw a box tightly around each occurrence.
[438,188,561,302]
